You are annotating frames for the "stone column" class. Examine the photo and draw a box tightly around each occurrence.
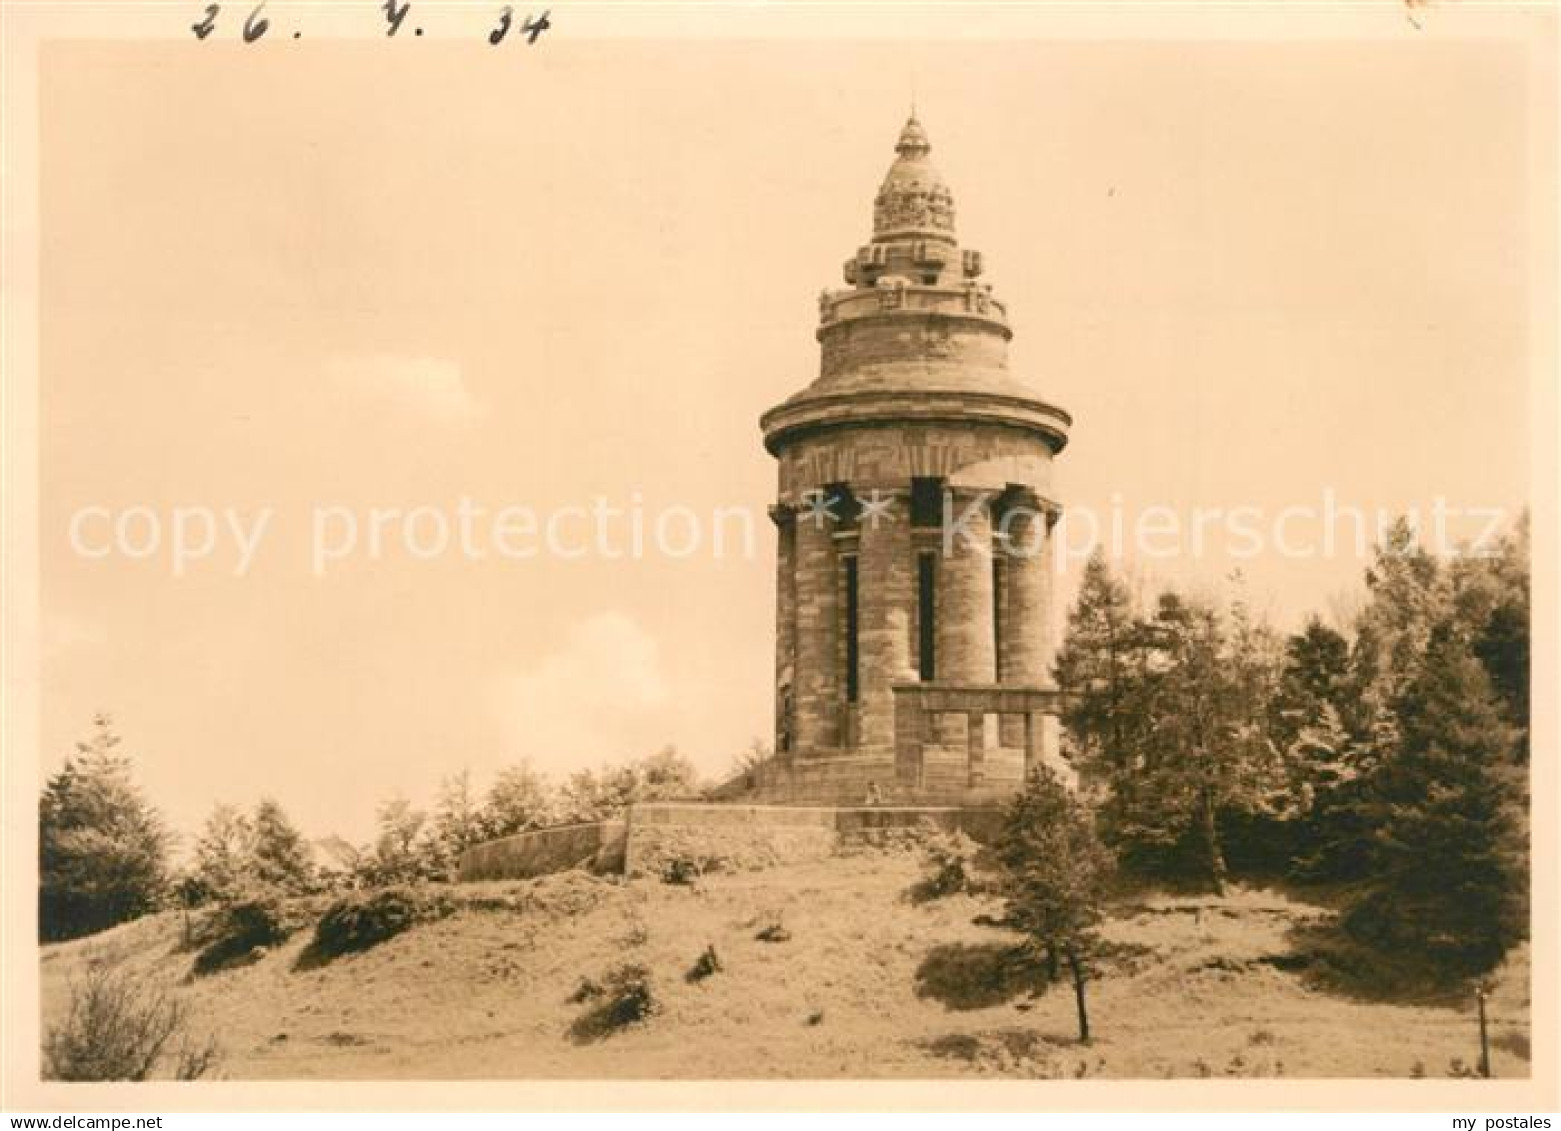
[996,492,1053,686]
[792,493,839,754]
[769,504,798,758]
[936,487,997,684]
[855,487,913,753]
[967,709,989,784]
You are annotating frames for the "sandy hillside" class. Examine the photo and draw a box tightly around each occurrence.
[38,846,1531,1080]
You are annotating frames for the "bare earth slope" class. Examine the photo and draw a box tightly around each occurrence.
[39,847,1531,1080]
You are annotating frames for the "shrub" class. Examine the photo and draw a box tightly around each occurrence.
[193,895,293,975]
[569,963,658,1042]
[912,829,984,902]
[44,967,219,1080]
[660,856,702,886]
[312,886,427,958]
[686,944,722,983]
[755,920,791,943]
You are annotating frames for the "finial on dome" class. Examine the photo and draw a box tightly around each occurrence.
[895,113,931,159]
[874,111,954,238]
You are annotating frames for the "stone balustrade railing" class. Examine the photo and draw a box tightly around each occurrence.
[890,682,1073,795]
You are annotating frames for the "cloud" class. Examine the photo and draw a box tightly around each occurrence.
[324,354,479,423]
[488,612,672,777]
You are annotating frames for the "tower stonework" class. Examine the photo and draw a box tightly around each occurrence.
[758,114,1074,806]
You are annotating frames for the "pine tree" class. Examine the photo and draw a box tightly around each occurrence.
[993,767,1115,1042]
[1450,513,1530,759]
[1053,550,1140,796]
[39,716,170,940]
[1142,594,1232,890]
[1283,699,1379,882]
[1057,572,1290,890]
[1270,617,1374,881]
[191,803,255,903]
[1345,625,1525,973]
[1216,582,1292,872]
[1346,517,1448,756]
[1271,617,1350,754]
[1121,591,1286,892]
[249,798,314,894]
[1475,598,1529,752]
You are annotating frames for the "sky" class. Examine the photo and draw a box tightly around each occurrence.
[38,36,1541,847]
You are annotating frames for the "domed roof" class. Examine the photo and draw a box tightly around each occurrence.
[759,110,1071,458]
[872,114,956,239]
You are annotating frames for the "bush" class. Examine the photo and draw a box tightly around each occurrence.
[912,829,985,901]
[755,921,791,943]
[44,966,219,1080]
[686,944,722,983]
[569,963,658,1042]
[193,896,293,975]
[660,856,702,886]
[312,887,428,958]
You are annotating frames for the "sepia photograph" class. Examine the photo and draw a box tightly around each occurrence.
[0,0,1556,1116]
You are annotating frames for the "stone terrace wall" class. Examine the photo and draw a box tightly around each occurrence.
[832,804,1004,843]
[624,803,839,878]
[458,819,626,882]
[457,803,1006,883]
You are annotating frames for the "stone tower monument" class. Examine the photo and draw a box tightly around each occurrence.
[757,113,1073,806]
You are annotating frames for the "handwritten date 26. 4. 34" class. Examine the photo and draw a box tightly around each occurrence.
[191,2,551,45]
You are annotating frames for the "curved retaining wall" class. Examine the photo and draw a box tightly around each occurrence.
[458,819,626,882]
